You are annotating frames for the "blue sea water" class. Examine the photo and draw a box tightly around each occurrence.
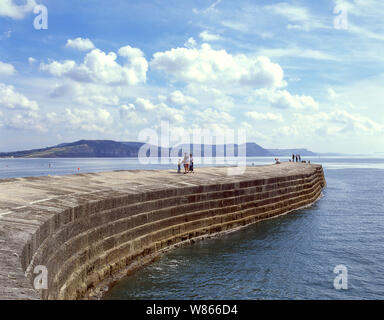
[1,155,384,179]
[1,156,384,299]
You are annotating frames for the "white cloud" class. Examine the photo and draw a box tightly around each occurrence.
[28,57,37,65]
[75,93,119,107]
[294,110,384,135]
[348,24,384,41]
[134,97,185,124]
[119,103,135,111]
[50,82,120,107]
[41,46,148,86]
[185,84,234,110]
[0,83,38,110]
[221,21,249,33]
[266,2,311,22]
[119,104,148,125]
[66,38,95,51]
[334,0,384,18]
[245,111,283,122]
[199,30,222,42]
[151,43,285,88]
[332,1,384,41]
[2,110,45,132]
[184,37,197,48]
[193,0,222,15]
[327,88,339,100]
[0,0,36,19]
[135,97,157,111]
[265,2,327,31]
[258,47,337,61]
[240,121,252,129]
[62,108,114,132]
[255,89,319,110]
[0,61,16,76]
[167,90,198,106]
[194,108,234,124]
[118,45,148,82]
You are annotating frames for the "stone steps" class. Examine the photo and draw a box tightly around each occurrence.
[61,181,324,299]
[46,174,324,299]
[26,173,321,273]
[0,163,326,300]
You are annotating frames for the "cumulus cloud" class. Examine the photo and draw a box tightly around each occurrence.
[0,82,44,132]
[0,83,38,110]
[61,108,114,132]
[185,84,234,110]
[293,110,384,136]
[151,43,285,88]
[50,82,120,107]
[119,103,135,114]
[255,89,319,110]
[194,108,234,124]
[66,37,95,51]
[0,0,36,19]
[167,90,198,106]
[118,45,148,82]
[245,111,283,122]
[119,104,148,125]
[134,97,184,123]
[2,111,46,132]
[184,37,197,48]
[0,61,16,76]
[135,97,157,111]
[41,46,148,86]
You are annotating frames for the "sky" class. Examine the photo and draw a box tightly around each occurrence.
[0,0,383,153]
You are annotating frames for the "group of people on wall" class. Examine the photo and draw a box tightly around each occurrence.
[176,152,310,172]
[288,154,310,164]
[292,154,302,162]
[178,153,194,174]
[275,154,311,165]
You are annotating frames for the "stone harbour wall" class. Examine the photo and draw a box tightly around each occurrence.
[0,163,326,300]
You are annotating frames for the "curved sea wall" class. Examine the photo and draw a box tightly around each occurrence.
[0,163,326,300]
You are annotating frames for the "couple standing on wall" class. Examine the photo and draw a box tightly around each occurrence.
[178,152,194,174]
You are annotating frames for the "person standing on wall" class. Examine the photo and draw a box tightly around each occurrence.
[189,153,194,173]
[182,152,189,174]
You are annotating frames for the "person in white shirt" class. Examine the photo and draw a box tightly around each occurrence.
[182,152,189,174]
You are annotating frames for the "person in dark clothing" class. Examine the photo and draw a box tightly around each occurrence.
[292,154,295,162]
[189,153,194,172]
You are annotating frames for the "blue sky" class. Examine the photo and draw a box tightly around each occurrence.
[0,0,383,153]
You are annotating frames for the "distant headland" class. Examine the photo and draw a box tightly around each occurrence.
[0,139,327,158]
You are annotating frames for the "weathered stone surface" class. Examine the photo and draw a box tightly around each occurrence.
[0,163,326,300]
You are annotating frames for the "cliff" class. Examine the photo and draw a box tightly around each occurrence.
[0,140,316,158]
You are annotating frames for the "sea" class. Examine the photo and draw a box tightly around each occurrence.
[1,155,384,299]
